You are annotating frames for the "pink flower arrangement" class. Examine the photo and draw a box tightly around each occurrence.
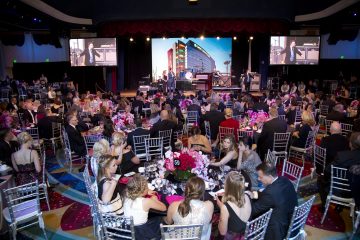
[350,100,359,109]
[111,112,134,130]
[164,149,209,180]
[245,110,269,127]
[180,99,192,110]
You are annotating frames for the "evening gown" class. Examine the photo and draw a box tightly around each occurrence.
[15,150,43,186]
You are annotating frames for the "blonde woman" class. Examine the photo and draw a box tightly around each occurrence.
[149,103,160,125]
[210,135,238,168]
[12,132,42,185]
[292,110,316,148]
[165,177,214,240]
[111,132,140,173]
[97,155,123,215]
[216,171,252,238]
[91,139,111,178]
[124,174,166,239]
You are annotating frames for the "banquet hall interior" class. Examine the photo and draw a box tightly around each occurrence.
[1,0,360,239]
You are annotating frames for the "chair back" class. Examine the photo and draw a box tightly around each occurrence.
[340,123,353,137]
[282,159,304,191]
[285,196,316,240]
[3,181,41,225]
[159,129,173,150]
[238,129,254,140]
[265,150,278,166]
[325,119,333,135]
[84,134,103,155]
[330,165,352,197]
[25,127,40,140]
[102,215,136,240]
[319,105,329,116]
[145,137,164,161]
[304,130,316,149]
[62,128,71,150]
[314,145,326,175]
[244,208,273,240]
[51,122,62,138]
[160,224,203,240]
[273,132,291,153]
[204,121,211,141]
[133,134,150,161]
[294,110,302,127]
[186,111,198,129]
[278,114,286,120]
[219,126,234,142]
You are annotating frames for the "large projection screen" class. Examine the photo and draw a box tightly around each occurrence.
[151,37,232,81]
[270,36,320,65]
[69,38,117,67]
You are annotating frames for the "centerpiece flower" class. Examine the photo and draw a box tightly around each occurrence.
[164,148,210,181]
[244,110,269,128]
[111,112,134,131]
[180,99,192,110]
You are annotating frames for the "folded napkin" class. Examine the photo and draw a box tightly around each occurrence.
[119,177,131,184]
[166,195,184,205]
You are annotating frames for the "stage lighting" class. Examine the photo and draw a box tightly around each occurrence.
[188,0,199,5]
[200,35,204,40]
[146,37,150,41]
[181,36,185,39]
[233,36,237,40]
[162,37,166,40]
[250,36,254,40]
[216,36,220,40]
[129,37,134,42]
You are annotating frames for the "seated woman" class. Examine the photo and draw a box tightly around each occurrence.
[237,137,262,188]
[91,139,111,178]
[149,103,161,125]
[97,155,124,215]
[217,171,252,239]
[51,98,63,114]
[111,132,140,174]
[164,176,214,240]
[124,174,166,239]
[291,110,315,148]
[210,135,238,168]
[11,132,42,186]
[187,126,212,154]
[102,119,114,141]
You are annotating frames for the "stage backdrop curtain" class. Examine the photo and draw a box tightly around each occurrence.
[99,19,288,36]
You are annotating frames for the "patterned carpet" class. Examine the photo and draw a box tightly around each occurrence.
[13,149,353,240]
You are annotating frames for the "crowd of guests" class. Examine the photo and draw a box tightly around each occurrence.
[1,74,360,239]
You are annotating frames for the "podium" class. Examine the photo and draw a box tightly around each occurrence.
[250,73,261,91]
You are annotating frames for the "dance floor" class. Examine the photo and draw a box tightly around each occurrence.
[14,140,353,240]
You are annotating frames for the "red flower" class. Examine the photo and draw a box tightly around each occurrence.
[176,153,196,171]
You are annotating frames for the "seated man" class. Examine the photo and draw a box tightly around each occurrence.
[250,162,298,240]
[127,117,150,152]
[65,113,87,157]
[150,110,177,149]
[38,109,63,139]
[326,104,346,122]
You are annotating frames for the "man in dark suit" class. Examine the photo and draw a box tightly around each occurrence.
[257,107,288,159]
[319,121,349,169]
[80,42,100,66]
[326,104,346,122]
[187,99,202,118]
[250,162,298,240]
[253,97,269,113]
[318,132,360,211]
[244,69,253,92]
[37,109,63,139]
[202,103,225,142]
[150,110,177,149]
[279,40,302,64]
[0,128,19,166]
[22,99,36,124]
[131,96,144,116]
[65,114,87,157]
[127,118,150,152]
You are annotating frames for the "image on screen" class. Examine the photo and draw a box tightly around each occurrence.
[270,36,320,65]
[151,37,232,81]
[69,38,117,67]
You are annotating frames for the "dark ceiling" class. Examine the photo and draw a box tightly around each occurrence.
[0,0,359,35]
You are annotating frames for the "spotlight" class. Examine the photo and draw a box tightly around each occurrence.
[162,37,166,40]
[233,36,237,40]
[216,36,220,40]
[181,36,185,39]
[200,35,204,40]
[354,12,357,17]
[250,36,254,40]
[146,37,150,41]
[188,0,199,5]
[129,37,134,42]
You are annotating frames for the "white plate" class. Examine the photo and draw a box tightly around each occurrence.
[138,167,145,173]
[124,172,135,177]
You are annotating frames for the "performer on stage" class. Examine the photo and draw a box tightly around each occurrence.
[279,40,302,64]
[244,69,253,92]
[80,42,100,66]
[167,68,175,92]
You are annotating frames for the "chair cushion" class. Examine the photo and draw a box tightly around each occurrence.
[3,199,39,223]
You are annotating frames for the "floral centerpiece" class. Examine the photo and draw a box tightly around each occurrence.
[242,110,269,128]
[164,149,210,182]
[180,99,193,110]
[111,112,134,131]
